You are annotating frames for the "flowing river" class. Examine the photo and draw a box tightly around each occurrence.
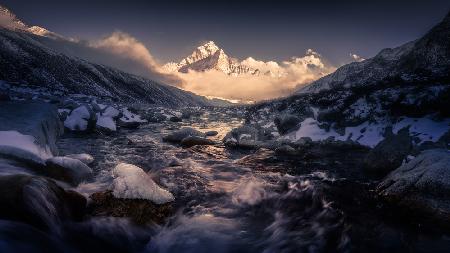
[18,107,450,253]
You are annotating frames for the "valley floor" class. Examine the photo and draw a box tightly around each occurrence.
[2,104,450,253]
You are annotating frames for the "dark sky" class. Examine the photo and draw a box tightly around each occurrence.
[2,0,449,65]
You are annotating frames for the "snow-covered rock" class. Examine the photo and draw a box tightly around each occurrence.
[0,101,62,163]
[45,157,94,185]
[64,105,96,132]
[102,106,121,119]
[0,131,51,165]
[96,114,116,132]
[377,149,450,224]
[111,163,174,204]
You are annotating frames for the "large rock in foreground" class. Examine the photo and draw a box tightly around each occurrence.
[0,101,62,157]
[377,149,450,225]
[0,174,86,233]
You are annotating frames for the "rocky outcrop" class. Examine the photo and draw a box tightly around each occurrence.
[89,190,172,225]
[377,149,450,226]
[364,128,413,174]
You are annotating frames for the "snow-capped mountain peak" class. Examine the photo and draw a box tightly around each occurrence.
[180,40,220,65]
[163,40,259,76]
[0,5,67,40]
[0,5,27,30]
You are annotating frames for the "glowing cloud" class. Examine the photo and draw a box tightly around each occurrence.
[170,49,336,101]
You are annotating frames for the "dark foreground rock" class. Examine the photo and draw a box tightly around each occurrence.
[89,190,172,225]
[377,149,450,226]
[117,119,141,129]
[364,128,413,174]
[205,130,219,136]
[0,174,86,232]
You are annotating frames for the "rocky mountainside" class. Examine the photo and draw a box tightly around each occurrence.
[239,11,450,159]
[0,6,210,107]
[298,11,450,94]
[163,41,260,76]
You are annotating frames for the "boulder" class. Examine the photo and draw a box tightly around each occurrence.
[163,127,205,143]
[364,128,413,174]
[44,157,94,186]
[95,115,117,132]
[64,105,97,132]
[111,163,174,204]
[65,153,95,165]
[89,190,172,225]
[275,145,298,156]
[0,174,86,232]
[180,136,216,148]
[0,101,62,156]
[205,130,219,136]
[274,114,301,134]
[223,125,266,149]
[169,116,182,122]
[101,106,121,119]
[145,113,167,123]
[117,119,141,129]
[377,149,450,225]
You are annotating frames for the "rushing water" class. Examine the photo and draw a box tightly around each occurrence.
[4,107,450,253]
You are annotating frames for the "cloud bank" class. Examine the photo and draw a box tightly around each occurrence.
[170,49,335,102]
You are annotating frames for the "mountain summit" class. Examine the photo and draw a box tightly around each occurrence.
[163,41,259,76]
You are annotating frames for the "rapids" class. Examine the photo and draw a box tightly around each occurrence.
[2,107,450,253]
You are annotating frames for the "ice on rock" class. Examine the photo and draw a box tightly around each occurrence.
[64,106,91,131]
[112,163,174,204]
[0,130,52,164]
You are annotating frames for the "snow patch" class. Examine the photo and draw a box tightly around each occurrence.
[393,117,450,144]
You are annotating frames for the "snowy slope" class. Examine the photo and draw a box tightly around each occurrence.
[0,5,211,107]
[245,12,450,149]
[298,11,450,94]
